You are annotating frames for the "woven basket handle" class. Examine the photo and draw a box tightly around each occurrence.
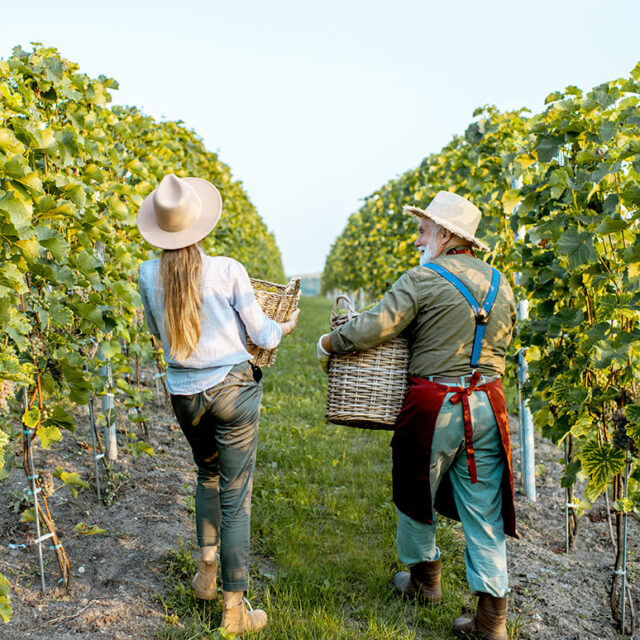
[330,295,357,329]
[288,277,301,299]
[274,277,301,320]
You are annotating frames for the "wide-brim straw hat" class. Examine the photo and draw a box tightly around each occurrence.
[137,174,222,250]
[404,191,490,252]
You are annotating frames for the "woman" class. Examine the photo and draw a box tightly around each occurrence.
[137,174,298,635]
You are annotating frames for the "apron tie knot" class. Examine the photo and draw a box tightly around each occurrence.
[448,370,482,484]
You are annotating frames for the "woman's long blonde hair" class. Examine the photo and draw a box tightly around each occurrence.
[160,243,202,360]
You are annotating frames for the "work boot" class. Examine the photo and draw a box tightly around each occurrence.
[191,556,218,600]
[453,592,508,640]
[220,597,268,635]
[393,558,442,604]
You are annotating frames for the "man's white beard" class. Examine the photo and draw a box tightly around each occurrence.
[419,238,439,266]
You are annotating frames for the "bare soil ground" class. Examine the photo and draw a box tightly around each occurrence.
[0,381,192,640]
[0,375,637,639]
[508,418,639,639]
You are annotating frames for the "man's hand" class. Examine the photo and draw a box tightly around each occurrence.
[316,333,332,372]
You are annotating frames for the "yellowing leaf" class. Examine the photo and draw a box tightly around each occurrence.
[0,598,12,623]
[22,406,40,429]
[74,522,108,535]
[38,425,62,450]
[53,468,89,498]
[19,508,35,523]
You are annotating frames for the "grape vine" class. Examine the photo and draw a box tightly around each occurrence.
[0,43,285,621]
[322,64,640,632]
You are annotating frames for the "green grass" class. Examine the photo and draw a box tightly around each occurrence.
[155,296,493,639]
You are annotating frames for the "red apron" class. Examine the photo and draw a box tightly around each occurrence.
[391,372,518,538]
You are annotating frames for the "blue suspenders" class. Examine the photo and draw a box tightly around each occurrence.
[422,263,501,369]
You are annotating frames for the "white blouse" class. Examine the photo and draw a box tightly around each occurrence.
[138,254,282,395]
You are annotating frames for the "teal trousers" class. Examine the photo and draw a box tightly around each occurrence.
[396,385,509,597]
[171,362,262,592]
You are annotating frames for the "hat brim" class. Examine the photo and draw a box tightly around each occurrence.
[404,205,491,253]
[137,177,222,250]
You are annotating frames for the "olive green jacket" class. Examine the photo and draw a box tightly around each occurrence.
[328,252,517,378]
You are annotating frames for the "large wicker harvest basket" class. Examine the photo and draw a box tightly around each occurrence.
[325,296,410,430]
[247,277,301,367]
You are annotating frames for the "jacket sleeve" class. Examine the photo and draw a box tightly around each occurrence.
[329,271,419,354]
[230,262,283,350]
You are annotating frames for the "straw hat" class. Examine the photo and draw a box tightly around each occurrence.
[404,191,490,252]
[137,174,222,249]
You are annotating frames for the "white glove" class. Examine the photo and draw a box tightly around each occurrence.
[316,334,331,372]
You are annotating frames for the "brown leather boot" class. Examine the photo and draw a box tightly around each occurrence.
[191,556,217,600]
[220,597,268,635]
[393,558,442,604]
[453,593,508,640]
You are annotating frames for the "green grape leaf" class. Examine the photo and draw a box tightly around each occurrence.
[38,425,62,450]
[14,172,43,195]
[0,191,33,230]
[561,459,581,488]
[43,56,63,82]
[581,440,626,496]
[602,193,619,214]
[0,263,28,294]
[613,498,634,513]
[622,182,640,206]
[53,468,89,498]
[557,228,598,269]
[14,237,40,261]
[100,340,121,360]
[501,189,520,214]
[132,440,154,457]
[536,135,563,162]
[544,91,563,104]
[626,404,640,424]
[73,251,101,277]
[42,405,75,431]
[2,155,30,178]
[599,121,616,142]
[37,229,69,262]
[594,217,628,235]
[0,127,22,152]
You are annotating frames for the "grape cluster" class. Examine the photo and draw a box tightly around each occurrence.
[46,358,64,386]
[0,380,16,414]
[39,470,55,497]
[612,409,635,452]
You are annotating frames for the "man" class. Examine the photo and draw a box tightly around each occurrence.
[317,191,518,640]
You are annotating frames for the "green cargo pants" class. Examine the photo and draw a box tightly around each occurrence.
[396,385,509,597]
[171,361,262,592]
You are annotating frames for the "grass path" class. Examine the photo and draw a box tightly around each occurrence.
[158,296,472,639]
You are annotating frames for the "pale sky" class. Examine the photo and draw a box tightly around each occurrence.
[3,1,640,275]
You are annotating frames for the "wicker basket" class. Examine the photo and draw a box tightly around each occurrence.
[247,277,301,367]
[325,295,410,430]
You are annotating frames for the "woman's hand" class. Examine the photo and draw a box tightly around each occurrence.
[280,309,300,337]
